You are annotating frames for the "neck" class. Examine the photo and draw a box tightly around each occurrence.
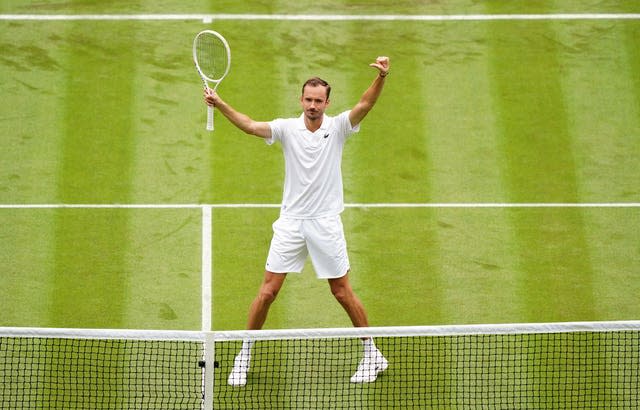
[304,116,323,132]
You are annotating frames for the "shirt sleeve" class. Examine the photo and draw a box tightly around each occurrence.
[340,110,360,139]
[265,118,285,146]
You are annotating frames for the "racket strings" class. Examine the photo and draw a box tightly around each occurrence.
[196,36,228,81]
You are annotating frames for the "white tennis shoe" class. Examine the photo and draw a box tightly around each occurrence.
[227,351,250,387]
[350,350,388,383]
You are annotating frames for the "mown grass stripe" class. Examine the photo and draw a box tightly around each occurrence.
[625,22,640,148]
[51,22,139,329]
[487,18,595,327]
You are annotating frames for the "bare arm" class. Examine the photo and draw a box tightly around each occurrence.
[204,88,272,139]
[349,56,390,128]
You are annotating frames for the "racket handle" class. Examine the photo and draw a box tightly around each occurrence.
[207,106,214,131]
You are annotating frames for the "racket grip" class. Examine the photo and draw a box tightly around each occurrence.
[207,106,214,131]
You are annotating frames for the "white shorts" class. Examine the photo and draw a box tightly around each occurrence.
[265,215,350,279]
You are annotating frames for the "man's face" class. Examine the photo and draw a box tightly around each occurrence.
[300,85,330,121]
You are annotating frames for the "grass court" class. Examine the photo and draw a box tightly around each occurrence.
[1,1,639,407]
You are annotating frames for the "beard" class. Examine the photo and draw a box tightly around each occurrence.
[305,109,322,121]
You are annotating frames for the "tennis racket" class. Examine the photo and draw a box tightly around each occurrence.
[193,30,231,131]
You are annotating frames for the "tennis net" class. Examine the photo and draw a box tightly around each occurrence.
[0,327,205,409]
[1,321,639,409]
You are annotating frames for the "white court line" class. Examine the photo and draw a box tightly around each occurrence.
[1,13,639,22]
[201,206,212,332]
[346,203,640,208]
[0,203,639,209]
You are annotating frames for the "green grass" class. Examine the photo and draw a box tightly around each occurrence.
[0,208,202,329]
[1,0,639,330]
[1,1,639,408]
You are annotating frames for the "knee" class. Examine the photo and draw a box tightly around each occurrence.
[257,284,280,305]
[255,271,285,305]
[331,283,352,305]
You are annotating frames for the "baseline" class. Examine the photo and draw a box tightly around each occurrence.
[1,13,639,22]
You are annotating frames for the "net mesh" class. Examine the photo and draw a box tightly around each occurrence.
[1,323,639,409]
[212,330,640,409]
[0,335,203,409]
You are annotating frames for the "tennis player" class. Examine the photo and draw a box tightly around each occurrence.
[204,56,390,386]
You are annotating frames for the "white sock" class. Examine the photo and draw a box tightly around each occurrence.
[239,340,253,358]
[362,338,377,356]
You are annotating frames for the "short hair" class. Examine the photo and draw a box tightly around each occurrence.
[302,77,331,100]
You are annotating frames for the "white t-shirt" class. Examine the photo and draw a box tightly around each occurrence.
[267,111,360,219]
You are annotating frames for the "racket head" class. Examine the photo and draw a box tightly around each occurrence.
[193,30,231,85]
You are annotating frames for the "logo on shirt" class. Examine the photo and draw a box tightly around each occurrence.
[323,133,330,139]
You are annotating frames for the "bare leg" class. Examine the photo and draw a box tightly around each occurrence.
[229,270,287,387]
[328,271,369,328]
[247,270,287,330]
[329,271,388,383]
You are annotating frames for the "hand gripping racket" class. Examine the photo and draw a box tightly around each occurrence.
[193,30,231,131]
